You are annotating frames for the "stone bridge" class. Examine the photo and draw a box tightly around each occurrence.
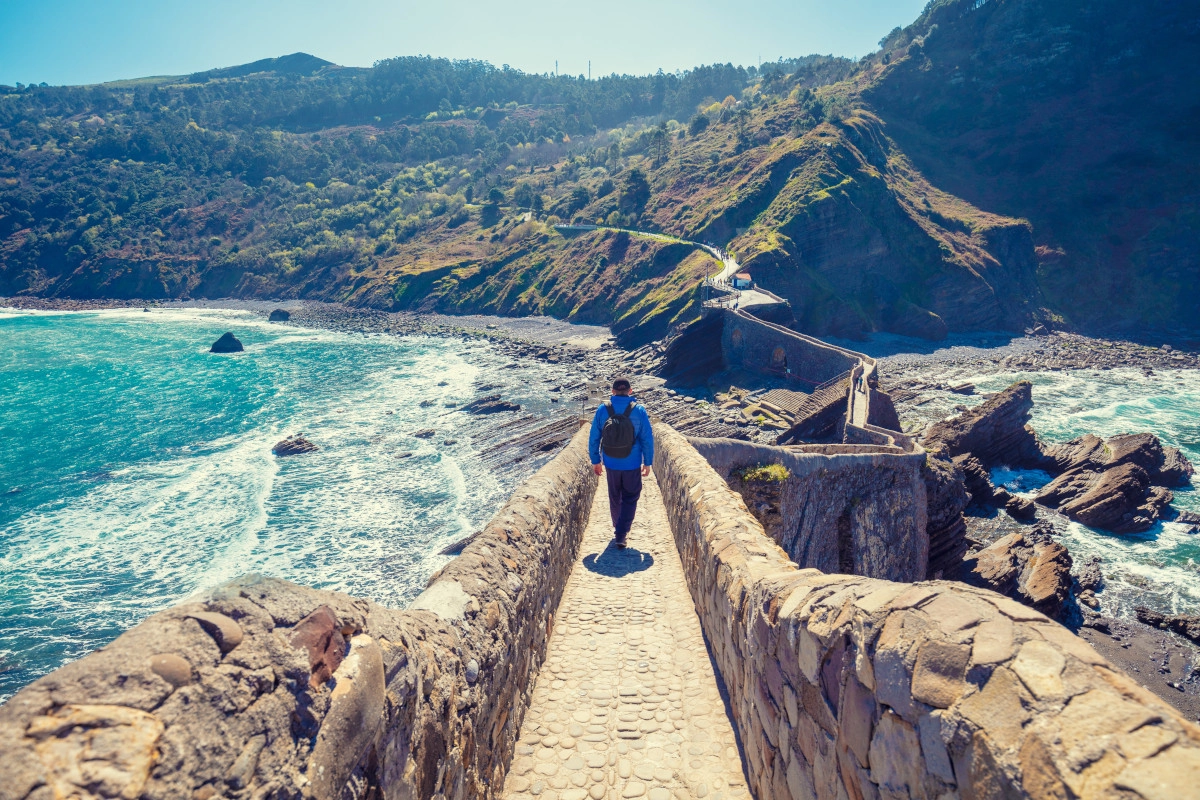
[2,421,1196,800]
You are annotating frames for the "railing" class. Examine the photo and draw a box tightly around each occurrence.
[813,369,853,393]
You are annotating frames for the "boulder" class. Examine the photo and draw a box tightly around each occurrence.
[923,381,1045,469]
[1134,607,1200,645]
[1006,495,1037,521]
[1037,462,1172,534]
[210,332,244,353]
[1074,554,1103,593]
[272,435,317,457]
[1044,432,1194,488]
[268,309,291,322]
[460,394,521,414]
[960,526,1073,618]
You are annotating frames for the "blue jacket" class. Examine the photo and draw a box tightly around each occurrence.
[588,395,654,470]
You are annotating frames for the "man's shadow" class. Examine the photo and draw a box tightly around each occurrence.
[583,544,654,578]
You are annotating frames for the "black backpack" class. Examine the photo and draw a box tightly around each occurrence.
[601,401,638,459]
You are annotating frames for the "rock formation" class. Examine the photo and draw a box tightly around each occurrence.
[1073,555,1104,609]
[921,453,969,579]
[271,435,317,457]
[268,308,290,322]
[1037,433,1193,534]
[1135,607,1200,645]
[460,395,521,414]
[923,381,1043,468]
[960,523,1073,618]
[209,332,244,353]
[925,385,1194,534]
[1044,432,1194,487]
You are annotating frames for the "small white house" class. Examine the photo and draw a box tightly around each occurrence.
[732,272,753,289]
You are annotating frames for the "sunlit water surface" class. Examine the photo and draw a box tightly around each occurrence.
[963,369,1200,620]
[0,308,573,701]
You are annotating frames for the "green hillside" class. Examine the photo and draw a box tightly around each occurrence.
[2,0,1196,342]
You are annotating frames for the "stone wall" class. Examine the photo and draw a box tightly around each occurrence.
[655,424,1200,800]
[689,437,928,583]
[0,427,598,800]
[722,309,862,386]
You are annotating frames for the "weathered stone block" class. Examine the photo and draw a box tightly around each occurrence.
[911,641,971,709]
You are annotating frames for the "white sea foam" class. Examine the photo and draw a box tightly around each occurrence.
[969,369,1200,618]
[1,309,573,701]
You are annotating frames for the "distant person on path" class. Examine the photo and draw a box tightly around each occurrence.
[589,378,654,549]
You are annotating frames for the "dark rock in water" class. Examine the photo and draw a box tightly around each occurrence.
[460,394,521,414]
[1159,446,1195,487]
[1045,432,1194,488]
[1006,495,1037,521]
[961,529,1072,618]
[1074,554,1104,593]
[1174,510,1200,526]
[272,435,317,457]
[1037,442,1177,534]
[1135,607,1200,645]
[442,439,458,446]
[419,399,436,407]
[412,429,436,439]
[949,383,975,395]
[439,530,482,556]
[395,451,413,459]
[210,332,244,353]
[923,381,1044,469]
[268,309,291,322]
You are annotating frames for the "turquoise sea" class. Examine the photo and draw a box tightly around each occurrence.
[965,370,1200,620]
[0,308,574,702]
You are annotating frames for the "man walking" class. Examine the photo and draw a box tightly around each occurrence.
[588,378,654,549]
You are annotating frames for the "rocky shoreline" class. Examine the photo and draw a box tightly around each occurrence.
[887,334,1200,720]
[10,298,1199,719]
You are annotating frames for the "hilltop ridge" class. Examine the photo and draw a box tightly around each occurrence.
[1,0,1196,341]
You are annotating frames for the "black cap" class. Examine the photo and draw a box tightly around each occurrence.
[612,377,631,392]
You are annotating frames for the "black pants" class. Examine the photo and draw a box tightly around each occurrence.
[605,468,643,539]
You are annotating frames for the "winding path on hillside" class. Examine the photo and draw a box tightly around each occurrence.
[502,475,750,800]
[554,225,778,309]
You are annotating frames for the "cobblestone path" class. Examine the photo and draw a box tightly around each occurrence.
[502,474,750,800]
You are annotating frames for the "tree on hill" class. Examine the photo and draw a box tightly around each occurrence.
[619,168,650,213]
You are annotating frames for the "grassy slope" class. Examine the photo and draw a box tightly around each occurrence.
[863,0,1200,332]
[352,93,1041,341]
[13,1,1185,341]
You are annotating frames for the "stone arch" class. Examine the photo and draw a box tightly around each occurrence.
[771,346,787,371]
[731,327,744,350]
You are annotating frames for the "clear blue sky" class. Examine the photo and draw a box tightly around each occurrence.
[0,0,928,87]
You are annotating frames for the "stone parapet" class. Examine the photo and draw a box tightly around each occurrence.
[0,426,597,800]
[689,436,928,583]
[655,424,1200,800]
[723,309,863,387]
